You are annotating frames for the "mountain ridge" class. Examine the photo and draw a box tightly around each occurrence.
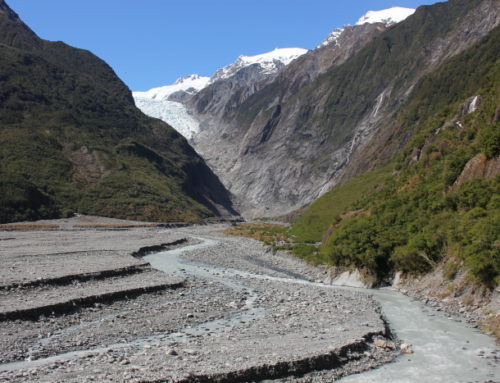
[133,48,308,140]
[133,6,417,141]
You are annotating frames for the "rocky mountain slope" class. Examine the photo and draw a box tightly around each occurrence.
[0,0,237,223]
[185,0,499,218]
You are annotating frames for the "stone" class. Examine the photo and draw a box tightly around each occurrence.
[400,343,414,354]
[165,349,178,356]
[374,339,388,348]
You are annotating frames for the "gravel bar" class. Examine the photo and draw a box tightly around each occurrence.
[0,219,398,382]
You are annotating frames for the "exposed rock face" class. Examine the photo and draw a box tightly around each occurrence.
[453,153,500,188]
[189,0,499,218]
[188,61,283,128]
[62,145,111,184]
[189,23,391,216]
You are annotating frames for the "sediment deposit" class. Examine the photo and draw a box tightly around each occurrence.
[0,217,395,382]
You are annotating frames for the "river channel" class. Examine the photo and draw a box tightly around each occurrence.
[147,236,499,383]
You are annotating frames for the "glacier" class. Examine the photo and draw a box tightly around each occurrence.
[134,97,200,140]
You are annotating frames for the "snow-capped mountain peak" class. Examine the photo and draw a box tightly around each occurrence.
[356,6,415,26]
[318,6,415,48]
[238,48,308,67]
[317,28,345,49]
[211,47,308,82]
[173,74,208,86]
[133,74,210,102]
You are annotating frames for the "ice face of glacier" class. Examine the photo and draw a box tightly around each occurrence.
[133,74,210,140]
[134,97,200,140]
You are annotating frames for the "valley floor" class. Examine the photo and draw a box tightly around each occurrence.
[0,217,396,382]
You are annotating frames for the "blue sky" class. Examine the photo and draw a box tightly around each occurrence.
[8,0,435,91]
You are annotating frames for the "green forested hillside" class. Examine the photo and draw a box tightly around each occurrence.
[0,1,236,223]
[291,25,500,287]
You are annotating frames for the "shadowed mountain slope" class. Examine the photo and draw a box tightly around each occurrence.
[0,0,237,223]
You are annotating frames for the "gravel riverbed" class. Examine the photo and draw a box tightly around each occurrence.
[0,218,397,382]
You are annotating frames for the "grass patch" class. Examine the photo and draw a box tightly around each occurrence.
[481,312,500,340]
[222,223,325,264]
[0,224,59,231]
[221,223,289,246]
[290,164,391,243]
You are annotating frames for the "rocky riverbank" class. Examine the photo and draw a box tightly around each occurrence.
[0,217,397,382]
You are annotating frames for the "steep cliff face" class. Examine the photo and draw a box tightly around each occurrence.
[339,0,500,184]
[187,49,307,123]
[190,0,499,218]
[190,23,387,132]
[189,22,392,216]
[0,0,237,223]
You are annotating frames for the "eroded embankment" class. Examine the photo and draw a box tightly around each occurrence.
[0,238,191,322]
[0,270,184,321]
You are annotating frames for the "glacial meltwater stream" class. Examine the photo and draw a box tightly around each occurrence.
[148,237,500,382]
[338,288,499,383]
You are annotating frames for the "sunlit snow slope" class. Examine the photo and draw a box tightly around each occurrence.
[319,7,415,48]
[356,6,415,26]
